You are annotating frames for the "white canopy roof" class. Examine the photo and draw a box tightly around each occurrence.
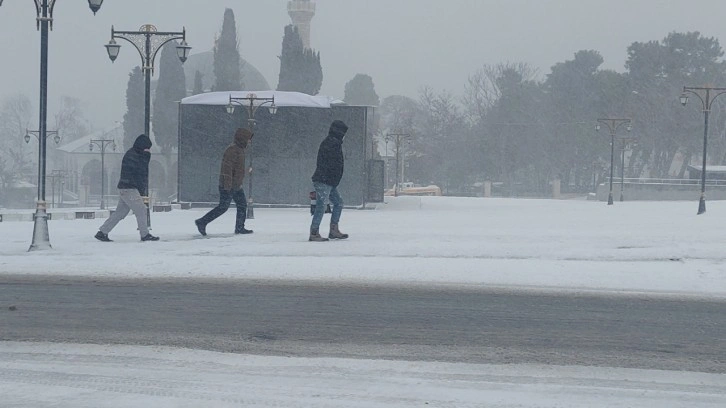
[181,91,338,108]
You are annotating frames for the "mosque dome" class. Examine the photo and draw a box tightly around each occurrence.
[183,50,271,92]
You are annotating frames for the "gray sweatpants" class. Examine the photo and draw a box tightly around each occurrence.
[99,188,149,237]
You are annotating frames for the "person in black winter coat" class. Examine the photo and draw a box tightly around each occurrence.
[309,120,349,241]
[95,134,159,242]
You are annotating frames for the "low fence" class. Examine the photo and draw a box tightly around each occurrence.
[595,178,726,201]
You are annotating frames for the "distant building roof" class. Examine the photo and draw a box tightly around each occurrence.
[687,165,726,173]
[181,91,336,108]
[56,124,163,155]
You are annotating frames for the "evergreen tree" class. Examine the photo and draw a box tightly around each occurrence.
[343,74,380,106]
[305,48,323,95]
[213,8,243,91]
[277,25,323,95]
[152,42,187,155]
[123,66,145,150]
[192,70,204,95]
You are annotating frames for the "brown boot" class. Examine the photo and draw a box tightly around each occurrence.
[309,229,329,242]
[329,224,349,240]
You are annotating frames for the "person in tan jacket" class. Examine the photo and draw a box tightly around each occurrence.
[195,128,253,236]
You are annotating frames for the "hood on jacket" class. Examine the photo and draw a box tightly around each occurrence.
[234,128,253,148]
[329,120,348,141]
[133,134,152,151]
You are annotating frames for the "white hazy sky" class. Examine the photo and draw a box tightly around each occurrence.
[2,0,726,129]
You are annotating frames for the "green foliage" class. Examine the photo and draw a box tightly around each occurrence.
[123,66,145,150]
[626,31,726,177]
[428,31,726,196]
[213,8,243,92]
[277,25,323,95]
[343,74,380,106]
[543,50,609,189]
[153,42,188,155]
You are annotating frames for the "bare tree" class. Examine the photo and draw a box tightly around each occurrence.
[54,96,90,143]
[463,63,538,125]
[0,94,34,188]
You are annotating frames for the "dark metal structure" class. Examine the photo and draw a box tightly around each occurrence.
[179,101,378,208]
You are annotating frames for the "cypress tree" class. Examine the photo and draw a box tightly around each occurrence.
[277,25,322,95]
[123,66,145,150]
[343,74,380,106]
[213,8,243,91]
[192,70,204,95]
[152,42,187,155]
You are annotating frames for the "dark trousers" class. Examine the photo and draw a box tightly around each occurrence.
[198,187,247,232]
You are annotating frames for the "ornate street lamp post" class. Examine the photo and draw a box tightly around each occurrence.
[25,128,60,145]
[618,137,637,202]
[0,0,106,251]
[680,86,726,214]
[385,133,411,197]
[226,93,278,219]
[105,24,191,138]
[48,169,66,209]
[596,118,632,205]
[105,24,189,225]
[89,138,117,210]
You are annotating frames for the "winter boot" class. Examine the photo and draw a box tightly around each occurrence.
[309,229,329,242]
[94,231,112,242]
[194,219,207,236]
[235,227,254,234]
[141,233,160,242]
[328,224,349,240]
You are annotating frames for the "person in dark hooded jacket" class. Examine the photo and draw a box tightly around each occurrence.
[195,128,253,236]
[309,120,349,241]
[95,134,159,242]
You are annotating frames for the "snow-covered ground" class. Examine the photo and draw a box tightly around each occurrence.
[1,196,725,407]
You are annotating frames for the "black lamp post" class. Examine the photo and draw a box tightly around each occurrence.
[226,93,278,219]
[0,0,106,251]
[680,86,726,215]
[618,137,637,202]
[104,24,191,138]
[385,133,411,197]
[596,118,632,205]
[89,138,117,210]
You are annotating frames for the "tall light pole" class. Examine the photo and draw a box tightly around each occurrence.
[618,137,637,202]
[226,93,278,219]
[680,86,726,215]
[89,138,116,210]
[596,118,632,205]
[0,0,106,251]
[104,24,191,138]
[385,133,410,196]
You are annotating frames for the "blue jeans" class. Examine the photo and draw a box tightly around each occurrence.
[310,182,343,232]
